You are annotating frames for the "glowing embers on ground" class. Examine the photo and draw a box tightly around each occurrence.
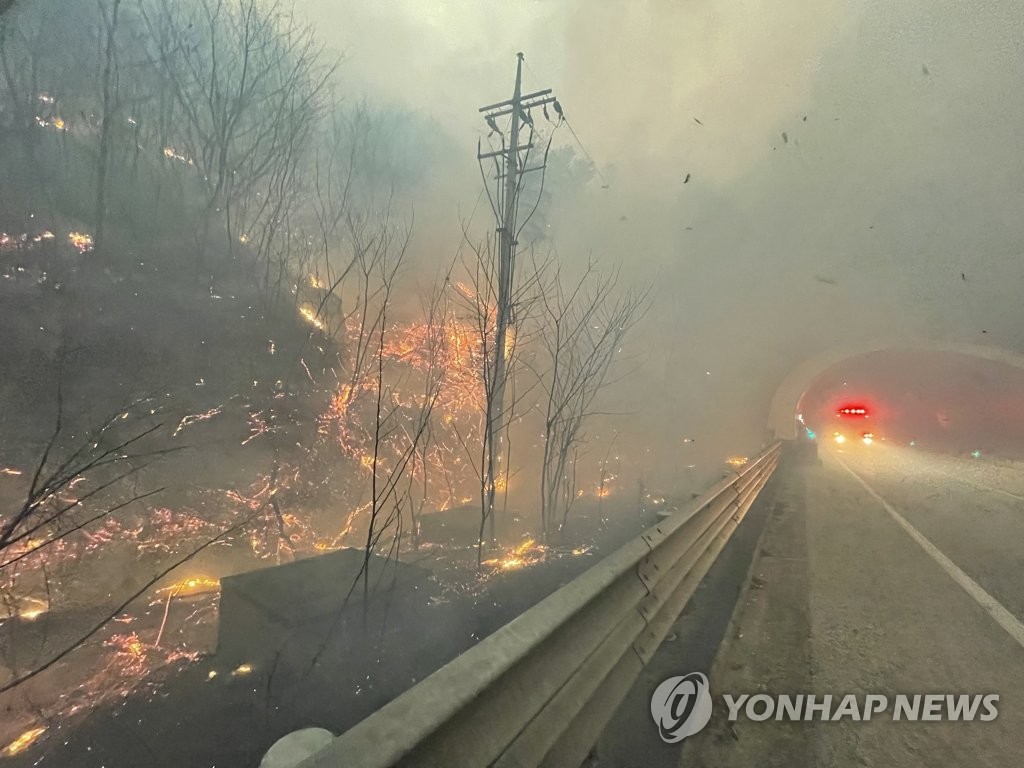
[99,630,202,697]
[173,405,223,437]
[482,537,546,572]
[203,662,254,682]
[3,726,46,757]
[13,596,49,621]
[726,456,749,468]
[155,576,220,598]
[67,231,94,253]
[478,537,594,575]
[1,229,94,264]
[35,114,66,131]
[162,146,195,166]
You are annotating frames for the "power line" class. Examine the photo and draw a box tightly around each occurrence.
[522,56,610,190]
[561,116,610,189]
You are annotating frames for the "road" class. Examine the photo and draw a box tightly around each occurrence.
[681,440,1024,767]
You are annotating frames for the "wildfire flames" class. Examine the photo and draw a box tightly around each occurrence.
[3,727,46,757]
[15,596,48,621]
[156,576,220,598]
[316,314,492,513]
[0,276,617,761]
[67,231,94,253]
[299,303,326,331]
[482,538,546,572]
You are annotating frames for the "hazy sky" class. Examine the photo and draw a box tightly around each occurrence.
[300,0,1024,477]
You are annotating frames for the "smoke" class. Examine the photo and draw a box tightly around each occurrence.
[299,0,1024,488]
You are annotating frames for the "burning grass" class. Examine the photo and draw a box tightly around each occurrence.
[481,537,547,572]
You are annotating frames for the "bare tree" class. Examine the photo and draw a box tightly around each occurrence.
[93,0,123,254]
[535,264,650,541]
[451,233,549,565]
[357,254,445,610]
[138,0,335,286]
[0,376,179,691]
[0,401,165,565]
[0,1,96,193]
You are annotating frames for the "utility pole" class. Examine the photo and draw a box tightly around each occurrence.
[477,53,559,544]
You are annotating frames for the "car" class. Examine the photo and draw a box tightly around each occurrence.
[831,404,880,445]
[832,429,876,445]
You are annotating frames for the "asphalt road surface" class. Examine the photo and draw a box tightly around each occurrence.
[685,440,1024,767]
[594,467,783,767]
[598,442,1024,765]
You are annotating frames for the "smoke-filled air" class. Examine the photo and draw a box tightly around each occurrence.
[2,1,1023,765]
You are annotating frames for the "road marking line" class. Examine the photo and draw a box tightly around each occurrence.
[832,453,1024,650]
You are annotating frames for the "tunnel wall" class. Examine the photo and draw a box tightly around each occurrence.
[766,339,1024,440]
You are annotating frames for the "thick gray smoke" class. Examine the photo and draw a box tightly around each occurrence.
[300,0,1024,487]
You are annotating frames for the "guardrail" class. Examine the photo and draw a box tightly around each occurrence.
[291,442,781,768]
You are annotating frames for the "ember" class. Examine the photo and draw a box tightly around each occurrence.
[173,406,223,436]
[299,304,326,331]
[483,538,546,572]
[155,576,220,598]
[162,146,194,165]
[3,726,46,757]
[16,597,49,621]
[67,231,94,253]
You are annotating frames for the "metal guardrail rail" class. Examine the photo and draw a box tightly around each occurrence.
[296,442,782,768]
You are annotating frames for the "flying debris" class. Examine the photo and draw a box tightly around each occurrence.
[802,115,807,121]
[693,117,703,126]
[683,173,691,184]
[922,63,930,76]
[961,272,966,281]
[814,275,837,285]
[782,131,788,144]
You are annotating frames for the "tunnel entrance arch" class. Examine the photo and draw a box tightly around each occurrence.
[767,339,1024,440]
